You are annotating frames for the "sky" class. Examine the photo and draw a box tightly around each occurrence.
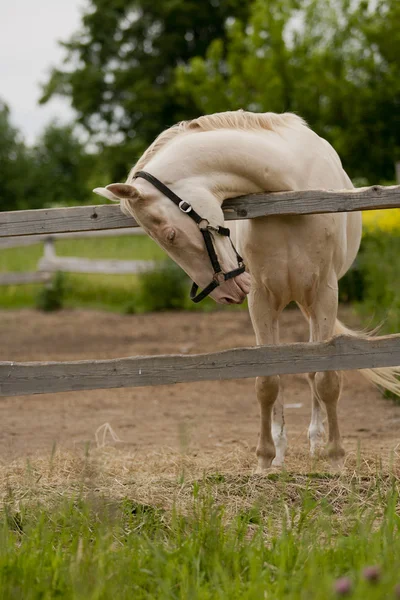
[0,0,86,144]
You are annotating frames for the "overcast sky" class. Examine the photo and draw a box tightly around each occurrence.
[0,0,86,144]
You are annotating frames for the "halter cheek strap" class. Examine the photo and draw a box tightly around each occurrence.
[133,170,246,303]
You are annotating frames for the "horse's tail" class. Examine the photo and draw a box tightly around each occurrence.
[334,319,400,397]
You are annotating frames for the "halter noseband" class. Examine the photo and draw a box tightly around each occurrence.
[133,170,246,303]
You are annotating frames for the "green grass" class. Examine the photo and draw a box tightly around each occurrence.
[0,236,247,313]
[0,236,213,312]
[1,471,400,599]
[0,236,161,311]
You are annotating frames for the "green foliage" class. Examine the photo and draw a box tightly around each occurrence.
[0,102,97,211]
[35,272,67,312]
[126,260,189,313]
[4,0,398,204]
[339,263,365,304]
[0,236,164,312]
[0,102,37,212]
[31,122,96,207]
[337,226,400,338]
[40,0,251,180]
[175,0,400,183]
[1,479,400,598]
[355,232,400,334]
[0,236,221,314]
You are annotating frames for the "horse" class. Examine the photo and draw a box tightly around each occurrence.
[94,110,400,471]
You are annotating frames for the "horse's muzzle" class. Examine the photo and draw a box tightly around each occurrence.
[213,271,251,304]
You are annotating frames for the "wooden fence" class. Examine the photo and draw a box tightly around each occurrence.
[0,228,155,285]
[1,184,400,398]
[37,236,155,276]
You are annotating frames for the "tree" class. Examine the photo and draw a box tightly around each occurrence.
[32,122,95,207]
[0,103,96,211]
[0,101,36,212]
[40,0,250,180]
[175,0,400,183]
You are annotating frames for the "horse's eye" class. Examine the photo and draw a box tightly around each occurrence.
[166,228,176,242]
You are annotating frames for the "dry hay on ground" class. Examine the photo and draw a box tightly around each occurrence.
[1,445,399,524]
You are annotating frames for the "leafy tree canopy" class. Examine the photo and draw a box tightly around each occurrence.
[175,0,400,182]
[31,122,95,207]
[40,0,250,179]
[40,0,400,183]
[0,101,95,211]
[0,101,36,211]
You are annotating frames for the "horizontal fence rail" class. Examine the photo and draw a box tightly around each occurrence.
[1,185,400,238]
[38,256,156,275]
[1,334,399,397]
[0,227,144,250]
[36,237,156,275]
[0,272,52,286]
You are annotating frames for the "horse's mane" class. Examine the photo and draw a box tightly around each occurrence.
[127,110,307,182]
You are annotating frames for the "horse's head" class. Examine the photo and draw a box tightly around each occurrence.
[94,176,251,304]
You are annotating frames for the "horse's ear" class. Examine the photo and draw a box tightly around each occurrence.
[106,183,143,201]
[92,187,120,202]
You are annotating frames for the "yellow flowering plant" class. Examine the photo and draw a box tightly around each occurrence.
[362,209,400,234]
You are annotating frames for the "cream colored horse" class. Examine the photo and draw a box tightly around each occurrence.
[94,110,399,471]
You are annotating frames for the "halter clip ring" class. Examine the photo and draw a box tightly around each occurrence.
[179,200,192,213]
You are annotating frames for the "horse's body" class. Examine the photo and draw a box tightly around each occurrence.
[94,110,397,471]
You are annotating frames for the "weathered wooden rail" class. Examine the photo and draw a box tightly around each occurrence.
[1,185,399,237]
[0,272,52,286]
[37,237,156,275]
[1,334,399,397]
[1,184,400,397]
[0,227,143,250]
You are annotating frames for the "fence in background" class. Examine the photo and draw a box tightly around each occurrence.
[0,227,154,286]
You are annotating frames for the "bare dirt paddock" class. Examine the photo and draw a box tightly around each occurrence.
[1,306,400,467]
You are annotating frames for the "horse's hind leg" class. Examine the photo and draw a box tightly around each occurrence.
[248,287,287,472]
[305,279,345,467]
[307,373,326,456]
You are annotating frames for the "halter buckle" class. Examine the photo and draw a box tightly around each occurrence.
[213,271,225,284]
[179,200,192,213]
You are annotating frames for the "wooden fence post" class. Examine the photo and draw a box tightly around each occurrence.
[396,161,400,185]
[43,237,56,261]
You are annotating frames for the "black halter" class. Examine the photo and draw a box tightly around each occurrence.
[134,170,246,303]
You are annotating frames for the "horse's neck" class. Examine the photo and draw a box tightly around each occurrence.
[145,127,351,202]
[146,129,302,201]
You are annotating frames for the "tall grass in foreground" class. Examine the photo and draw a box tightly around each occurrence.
[1,474,400,599]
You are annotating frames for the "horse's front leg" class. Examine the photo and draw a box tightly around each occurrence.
[248,287,286,472]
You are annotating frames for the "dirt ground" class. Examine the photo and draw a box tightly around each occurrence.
[1,306,400,469]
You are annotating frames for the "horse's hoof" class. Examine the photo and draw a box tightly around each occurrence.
[310,445,326,459]
[329,457,345,472]
[254,462,282,475]
[326,445,346,472]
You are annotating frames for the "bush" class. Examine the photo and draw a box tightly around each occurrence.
[355,231,400,333]
[339,261,365,304]
[35,272,67,312]
[125,261,189,313]
[339,210,400,309]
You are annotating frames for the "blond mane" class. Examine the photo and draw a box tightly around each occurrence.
[127,110,307,182]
